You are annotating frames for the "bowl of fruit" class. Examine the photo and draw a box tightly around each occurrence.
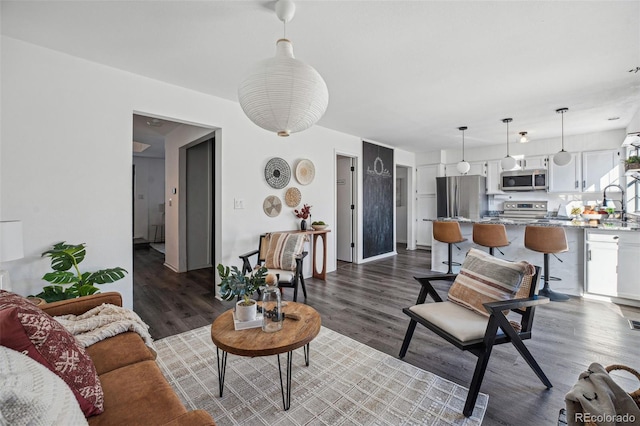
[581,208,609,221]
[311,221,328,231]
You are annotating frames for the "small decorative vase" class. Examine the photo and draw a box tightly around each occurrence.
[235,300,257,322]
[261,285,283,333]
[300,219,307,231]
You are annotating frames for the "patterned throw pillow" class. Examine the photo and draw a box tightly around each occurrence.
[0,290,104,417]
[264,233,306,271]
[447,248,535,317]
[0,345,89,425]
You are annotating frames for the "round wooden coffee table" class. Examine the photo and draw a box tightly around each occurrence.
[210,302,321,410]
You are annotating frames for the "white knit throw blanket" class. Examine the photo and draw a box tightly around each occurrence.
[55,303,154,348]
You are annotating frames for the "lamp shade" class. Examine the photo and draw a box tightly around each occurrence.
[456,161,471,174]
[238,39,329,137]
[500,156,517,171]
[553,150,572,166]
[0,220,24,262]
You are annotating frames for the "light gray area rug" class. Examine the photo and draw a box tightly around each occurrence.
[154,325,487,425]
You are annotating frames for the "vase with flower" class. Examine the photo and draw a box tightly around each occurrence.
[293,204,312,231]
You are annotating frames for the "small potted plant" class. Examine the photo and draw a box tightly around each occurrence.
[217,264,267,322]
[625,155,640,171]
[293,204,312,230]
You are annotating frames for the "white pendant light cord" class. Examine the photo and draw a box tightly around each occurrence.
[506,120,510,156]
[461,127,466,160]
[560,109,565,150]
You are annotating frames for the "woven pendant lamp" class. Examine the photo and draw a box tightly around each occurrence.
[238,0,328,137]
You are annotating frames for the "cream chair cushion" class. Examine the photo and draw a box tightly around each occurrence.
[264,269,294,283]
[409,301,489,342]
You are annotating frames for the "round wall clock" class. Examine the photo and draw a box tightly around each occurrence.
[264,157,291,189]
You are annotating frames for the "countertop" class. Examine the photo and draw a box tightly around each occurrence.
[423,217,640,231]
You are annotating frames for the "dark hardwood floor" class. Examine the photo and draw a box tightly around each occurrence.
[133,246,640,425]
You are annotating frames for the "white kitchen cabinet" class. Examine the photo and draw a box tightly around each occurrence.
[585,231,619,297]
[585,230,640,302]
[468,161,487,177]
[416,194,436,247]
[548,152,582,193]
[416,164,441,195]
[517,155,547,170]
[444,163,463,176]
[617,232,640,300]
[582,149,621,192]
[486,160,504,194]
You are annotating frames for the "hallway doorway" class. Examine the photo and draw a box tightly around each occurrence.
[336,154,356,262]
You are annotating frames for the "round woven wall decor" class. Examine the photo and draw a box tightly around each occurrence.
[285,187,302,207]
[295,159,315,185]
[263,195,282,217]
[264,157,291,189]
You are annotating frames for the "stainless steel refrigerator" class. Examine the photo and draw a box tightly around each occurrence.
[436,175,488,220]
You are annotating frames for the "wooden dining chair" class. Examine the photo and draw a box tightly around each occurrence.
[239,233,308,302]
[399,248,552,417]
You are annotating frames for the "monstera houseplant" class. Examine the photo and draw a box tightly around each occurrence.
[217,264,267,321]
[34,242,128,303]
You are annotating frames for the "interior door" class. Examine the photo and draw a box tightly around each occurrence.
[186,139,213,270]
[337,155,355,262]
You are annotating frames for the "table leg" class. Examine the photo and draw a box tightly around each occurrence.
[277,351,293,410]
[304,343,310,367]
[312,232,328,280]
[216,348,228,397]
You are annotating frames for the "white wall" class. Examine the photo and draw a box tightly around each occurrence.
[0,37,416,307]
[627,108,640,135]
[132,156,165,241]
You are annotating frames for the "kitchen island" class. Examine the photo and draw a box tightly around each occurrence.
[424,217,640,303]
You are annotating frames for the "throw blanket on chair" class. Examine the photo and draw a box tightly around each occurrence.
[54,303,154,349]
[565,363,640,426]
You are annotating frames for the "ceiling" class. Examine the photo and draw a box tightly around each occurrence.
[132,114,185,158]
[2,1,640,153]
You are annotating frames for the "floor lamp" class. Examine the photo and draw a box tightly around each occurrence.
[0,220,24,292]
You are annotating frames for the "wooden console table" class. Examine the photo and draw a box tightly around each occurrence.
[278,229,331,280]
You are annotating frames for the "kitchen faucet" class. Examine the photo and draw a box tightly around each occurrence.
[602,184,627,222]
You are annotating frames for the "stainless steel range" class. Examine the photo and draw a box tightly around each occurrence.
[499,201,548,220]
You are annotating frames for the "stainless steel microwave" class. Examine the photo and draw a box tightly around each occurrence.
[500,169,547,191]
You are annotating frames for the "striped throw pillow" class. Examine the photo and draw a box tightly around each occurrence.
[448,248,535,317]
[264,233,306,271]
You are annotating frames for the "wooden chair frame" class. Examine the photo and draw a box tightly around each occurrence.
[239,234,308,302]
[398,268,552,417]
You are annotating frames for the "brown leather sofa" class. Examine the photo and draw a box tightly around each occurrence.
[42,292,215,426]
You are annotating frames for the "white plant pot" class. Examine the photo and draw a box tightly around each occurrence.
[235,300,257,322]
